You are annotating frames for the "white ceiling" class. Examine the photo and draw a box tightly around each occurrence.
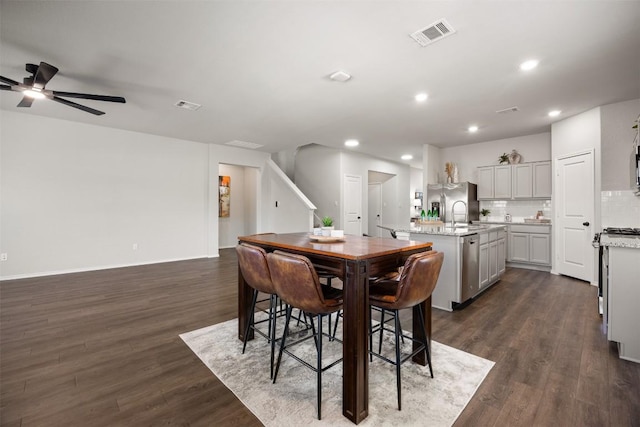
[2,1,639,168]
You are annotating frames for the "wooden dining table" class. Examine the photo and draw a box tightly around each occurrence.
[237,232,433,424]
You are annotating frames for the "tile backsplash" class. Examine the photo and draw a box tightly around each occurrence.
[601,190,640,228]
[480,199,552,223]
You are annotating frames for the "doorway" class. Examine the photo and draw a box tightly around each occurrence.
[555,150,594,282]
[343,174,362,236]
[368,183,382,237]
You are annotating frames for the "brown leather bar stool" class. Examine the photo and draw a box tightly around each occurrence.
[267,250,343,420]
[368,250,444,410]
[236,242,279,379]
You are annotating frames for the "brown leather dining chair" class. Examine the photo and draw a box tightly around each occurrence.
[368,250,444,411]
[266,250,343,420]
[236,242,279,379]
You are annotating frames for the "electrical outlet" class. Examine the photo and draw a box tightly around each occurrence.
[0,253,7,261]
[132,243,138,251]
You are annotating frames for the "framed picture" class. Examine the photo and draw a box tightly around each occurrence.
[219,175,230,217]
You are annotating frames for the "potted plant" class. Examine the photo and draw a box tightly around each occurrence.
[499,153,509,164]
[321,216,334,236]
[480,209,491,221]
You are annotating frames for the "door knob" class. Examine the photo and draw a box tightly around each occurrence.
[583,221,590,226]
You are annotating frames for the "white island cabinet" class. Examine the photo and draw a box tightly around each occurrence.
[391,224,506,311]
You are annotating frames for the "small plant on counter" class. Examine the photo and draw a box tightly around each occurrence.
[480,209,491,217]
[321,216,334,227]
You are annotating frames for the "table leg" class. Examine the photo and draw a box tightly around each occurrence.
[342,259,369,424]
[411,295,432,365]
[237,263,253,342]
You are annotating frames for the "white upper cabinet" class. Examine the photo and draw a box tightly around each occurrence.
[494,166,512,199]
[477,161,551,200]
[512,164,533,198]
[532,161,552,198]
[477,167,494,199]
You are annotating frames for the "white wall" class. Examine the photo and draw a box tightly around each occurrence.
[295,144,411,231]
[294,144,342,227]
[439,132,552,184]
[423,144,441,186]
[600,98,640,191]
[1,111,310,279]
[1,112,208,278]
[551,107,602,280]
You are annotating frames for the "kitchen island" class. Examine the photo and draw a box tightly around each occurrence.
[379,223,507,311]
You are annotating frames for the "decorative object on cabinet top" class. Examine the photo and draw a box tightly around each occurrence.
[508,149,522,164]
[499,153,509,164]
[445,162,458,183]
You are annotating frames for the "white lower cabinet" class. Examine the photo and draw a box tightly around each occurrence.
[479,243,489,288]
[509,232,529,262]
[507,224,551,268]
[497,237,506,275]
[479,228,506,291]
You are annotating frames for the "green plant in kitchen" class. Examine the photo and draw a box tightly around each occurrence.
[321,216,334,227]
[480,209,491,217]
[499,153,509,164]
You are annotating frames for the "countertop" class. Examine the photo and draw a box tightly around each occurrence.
[472,220,552,226]
[601,234,640,249]
[379,223,506,237]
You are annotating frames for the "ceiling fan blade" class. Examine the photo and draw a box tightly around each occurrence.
[25,63,38,74]
[0,75,20,86]
[17,96,35,108]
[33,62,59,89]
[52,91,126,103]
[1,84,13,91]
[24,76,34,86]
[51,96,105,115]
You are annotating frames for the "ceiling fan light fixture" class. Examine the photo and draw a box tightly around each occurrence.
[23,89,45,99]
[468,125,479,133]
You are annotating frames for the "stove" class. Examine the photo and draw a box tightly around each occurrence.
[602,227,640,236]
[593,226,640,319]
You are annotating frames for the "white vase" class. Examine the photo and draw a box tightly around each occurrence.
[321,226,334,236]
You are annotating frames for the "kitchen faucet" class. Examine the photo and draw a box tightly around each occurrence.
[451,200,468,227]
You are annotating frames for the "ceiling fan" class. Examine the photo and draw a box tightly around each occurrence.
[0,61,126,116]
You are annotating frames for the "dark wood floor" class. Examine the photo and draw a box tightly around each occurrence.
[1,250,639,426]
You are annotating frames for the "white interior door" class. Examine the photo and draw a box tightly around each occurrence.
[344,174,362,236]
[555,151,594,282]
[368,183,382,237]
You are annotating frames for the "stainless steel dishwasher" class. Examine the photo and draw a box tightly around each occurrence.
[460,234,480,302]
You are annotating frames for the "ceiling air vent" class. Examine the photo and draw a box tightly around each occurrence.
[410,19,456,47]
[174,100,202,111]
[496,106,519,114]
[225,140,264,149]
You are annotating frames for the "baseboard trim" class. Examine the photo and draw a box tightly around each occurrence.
[0,255,216,281]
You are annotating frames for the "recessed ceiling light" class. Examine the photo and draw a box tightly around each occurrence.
[24,89,45,99]
[401,154,413,160]
[329,71,352,82]
[548,110,561,117]
[468,125,479,133]
[520,59,539,71]
[344,139,359,147]
[415,92,428,102]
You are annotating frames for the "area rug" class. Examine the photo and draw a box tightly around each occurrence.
[180,315,494,426]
